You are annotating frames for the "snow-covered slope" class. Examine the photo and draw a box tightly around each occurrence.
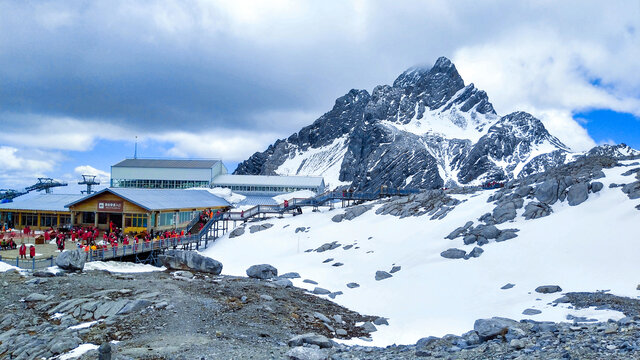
[202,159,640,346]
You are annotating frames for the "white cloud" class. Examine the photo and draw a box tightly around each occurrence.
[74,165,110,184]
[0,146,57,188]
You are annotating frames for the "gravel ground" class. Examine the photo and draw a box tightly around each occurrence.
[1,268,639,360]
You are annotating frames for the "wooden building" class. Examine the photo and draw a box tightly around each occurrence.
[0,194,83,231]
[65,188,230,233]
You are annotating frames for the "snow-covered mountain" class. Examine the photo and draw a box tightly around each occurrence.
[205,157,640,346]
[234,57,604,191]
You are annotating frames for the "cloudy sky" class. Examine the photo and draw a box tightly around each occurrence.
[1,0,639,190]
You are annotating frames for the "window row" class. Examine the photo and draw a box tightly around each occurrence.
[217,185,318,193]
[111,179,209,189]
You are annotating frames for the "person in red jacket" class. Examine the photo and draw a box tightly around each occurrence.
[19,243,26,259]
[44,231,50,242]
[29,245,35,259]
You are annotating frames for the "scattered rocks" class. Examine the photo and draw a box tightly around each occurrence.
[535,285,563,294]
[445,221,474,239]
[315,241,341,253]
[273,279,293,288]
[286,346,328,360]
[621,181,640,200]
[492,201,518,224]
[160,250,223,275]
[346,283,360,289]
[117,299,152,315]
[440,248,466,259]
[246,264,278,280]
[249,223,274,233]
[373,317,389,326]
[389,265,401,273]
[501,283,515,290]
[361,321,377,333]
[322,258,334,263]
[25,293,48,302]
[375,271,392,281]
[332,262,344,267]
[376,190,461,219]
[473,317,521,341]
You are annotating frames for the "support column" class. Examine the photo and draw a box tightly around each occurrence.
[57,213,60,228]
[94,212,98,227]
[71,212,75,226]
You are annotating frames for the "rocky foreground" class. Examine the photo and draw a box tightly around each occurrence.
[1,257,639,360]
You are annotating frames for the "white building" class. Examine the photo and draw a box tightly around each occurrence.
[212,174,325,195]
[111,159,227,189]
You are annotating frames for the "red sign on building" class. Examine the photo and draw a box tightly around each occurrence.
[97,201,123,212]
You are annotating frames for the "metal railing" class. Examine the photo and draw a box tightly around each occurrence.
[0,255,55,271]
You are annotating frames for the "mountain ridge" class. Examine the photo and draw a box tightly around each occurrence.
[235,57,636,191]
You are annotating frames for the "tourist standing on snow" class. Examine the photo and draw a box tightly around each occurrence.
[19,243,26,259]
[29,245,35,259]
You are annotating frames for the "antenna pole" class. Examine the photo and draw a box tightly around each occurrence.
[134,136,138,159]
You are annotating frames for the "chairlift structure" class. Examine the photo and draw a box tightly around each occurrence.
[24,178,68,194]
[78,174,100,194]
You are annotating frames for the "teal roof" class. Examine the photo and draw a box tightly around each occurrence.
[65,188,229,211]
[0,194,84,212]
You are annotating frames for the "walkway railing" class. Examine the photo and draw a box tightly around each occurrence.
[0,254,55,271]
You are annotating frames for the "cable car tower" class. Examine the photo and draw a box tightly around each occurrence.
[25,178,68,194]
[79,175,100,194]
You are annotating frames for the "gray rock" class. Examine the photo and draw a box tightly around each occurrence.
[553,296,570,303]
[445,221,474,239]
[501,283,515,290]
[361,321,377,333]
[280,272,301,279]
[315,241,341,253]
[522,201,553,220]
[50,338,81,355]
[590,181,603,193]
[331,214,345,223]
[495,229,519,242]
[535,285,562,294]
[492,201,517,224]
[440,248,466,259]
[510,338,525,350]
[287,333,332,348]
[98,342,111,360]
[328,291,343,299]
[249,223,273,233]
[314,312,331,324]
[295,227,306,233]
[476,236,489,246]
[335,329,347,336]
[173,270,194,279]
[478,225,501,239]
[567,182,589,206]
[621,181,640,199]
[303,279,318,285]
[522,308,542,315]
[534,179,559,205]
[373,317,389,326]
[346,282,359,289]
[461,330,480,345]
[286,346,328,360]
[116,299,152,315]
[463,234,477,245]
[274,279,293,288]
[473,317,520,341]
[322,258,334,263]
[246,264,278,279]
[514,185,533,197]
[33,270,56,278]
[416,336,439,348]
[260,294,274,301]
[24,293,47,302]
[229,227,245,238]
[312,287,331,295]
[466,247,484,258]
[55,250,87,272]
[332,262,344,267]
[389,265,401,273]
[375,271,392,281]
[160,250,222,275]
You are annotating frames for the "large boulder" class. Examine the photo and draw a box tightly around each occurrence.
[473,317,521,341]
[249,223,273,233]
[287,333,332,348]
[567,183,589,206]
[55,250,87,272]
[590,181,604,193]
[229,227,245,238]
[440,248,466,259]
[478,225,501,239]
[621,181,640,200]
[445,221,474,239]
[522,201,553,220]
[286,347,328,360]
[159,250,222,275]
[535,285,562,294]
[534,179,559,205]
[492,201,517,224]
[246,264,278,279]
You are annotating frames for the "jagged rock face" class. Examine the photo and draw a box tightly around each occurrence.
[234,56,632,191]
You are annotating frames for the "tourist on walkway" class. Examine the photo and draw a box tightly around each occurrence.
[19,243,26,259]
[29,245,35,259]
